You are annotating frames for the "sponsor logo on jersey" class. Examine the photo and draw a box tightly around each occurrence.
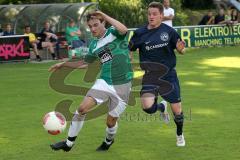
[160,32,169,41]
[145,43,168,51]
[98,47,113,64]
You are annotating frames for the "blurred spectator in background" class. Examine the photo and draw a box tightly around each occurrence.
[40,21,60,59]
[24,25,57,61]
[65,19,83,49]
[231,9,239,23]
[162,0,174,27]
[215,8,226,24]
[3,23,14,36]
[24,26,42,61]
[225,9,232,23]
[198,11,215,25]
[0,24,3,36]
[223,7,239,26]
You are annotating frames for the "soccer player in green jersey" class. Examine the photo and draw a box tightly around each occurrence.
[49,11,133,152]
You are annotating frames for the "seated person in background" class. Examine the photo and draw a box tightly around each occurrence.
[65,19,83,49]
[40,21,60,59]
[215,8,226,24]
[231,9,239,24]
[225,9,233,24]
[24,25,57,61]
[224,8,239,26]
[24,26,42,61]
[198,11,215,25]
[3,23,15,36]
[0,24,3,36]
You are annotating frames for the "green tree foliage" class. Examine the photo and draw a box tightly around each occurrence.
[98,0,190,27]
[170,0,189,26]
[0,0,209,27]
[99,0,146,28]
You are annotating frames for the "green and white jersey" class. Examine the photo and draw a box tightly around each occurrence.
[84,26,133,85]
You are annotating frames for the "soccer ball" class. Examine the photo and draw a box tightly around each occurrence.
[42,111,67,135]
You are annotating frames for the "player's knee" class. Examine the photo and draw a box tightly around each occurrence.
[107,122,115,128]
[106,119,117,128]
[73,110,86,121]
[142,103,158,114]
[174,112,184,123]
[78,105,88,115]
[141,96,158,114]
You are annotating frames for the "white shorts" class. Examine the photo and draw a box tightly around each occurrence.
[86,79,131,117]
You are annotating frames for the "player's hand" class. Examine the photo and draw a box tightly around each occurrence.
[48,62,65,72]
[75,30,81,35]
[93,10,104,16]
[91,10,106,20]
[45,32,51,37]
[129,52,133,62]
[176,39,185,54]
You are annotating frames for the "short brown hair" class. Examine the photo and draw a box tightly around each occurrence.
[148,2,164,13]
[69,19,75,24]
[86,12,104,23]
[6,23,11,27]
[24,25,30,29]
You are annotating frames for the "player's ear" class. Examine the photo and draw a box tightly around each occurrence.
[102,20,106,26]
[160,12,163,17]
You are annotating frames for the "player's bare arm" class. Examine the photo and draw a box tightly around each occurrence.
[70,30,81,36]
[75,29,82,36]
[163,14,174,20]
[94,11,128,35]
[48,60,88,72]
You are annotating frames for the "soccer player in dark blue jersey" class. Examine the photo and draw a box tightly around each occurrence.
[129,2,186,147]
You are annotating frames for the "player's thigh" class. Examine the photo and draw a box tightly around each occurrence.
[31,42,37,48]
[108,82,131,118]
[82,79,111,114]
[140,84,158,109]
[161,71,181,104]
[78,96,97,114]
[86,79,111,105]
[42,41,52,48]
[113,82,132,104]
[140,72,160,109]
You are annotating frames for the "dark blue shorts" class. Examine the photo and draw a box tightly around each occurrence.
[140,69,181,103]
[72,40,84,49]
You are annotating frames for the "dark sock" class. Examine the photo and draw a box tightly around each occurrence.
[143,98,160,114]
[157,103,165,112]
[105,138,112,142]
[174,113,184,136]
[51,53,56,58]
[36,55,40,59]
[67,136,77,142]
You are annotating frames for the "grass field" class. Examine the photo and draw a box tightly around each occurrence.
[0,46,240,160]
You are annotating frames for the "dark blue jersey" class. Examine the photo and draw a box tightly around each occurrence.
[40,28,56,42]
[3,31,14,36]
[129,23,180,71]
